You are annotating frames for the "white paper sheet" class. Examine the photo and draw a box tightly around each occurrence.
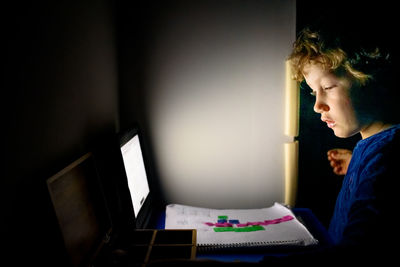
[165,202,318,247]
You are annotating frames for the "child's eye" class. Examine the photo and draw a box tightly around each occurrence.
[324,85,335,90]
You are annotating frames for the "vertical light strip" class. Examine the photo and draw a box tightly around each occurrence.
[284,60,299,137]
[284,141,299,207]
[284,60,299,207]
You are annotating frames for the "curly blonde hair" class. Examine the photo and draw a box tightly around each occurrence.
[288,27,378,85]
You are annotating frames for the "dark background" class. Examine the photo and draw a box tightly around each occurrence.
[3,0,397,265]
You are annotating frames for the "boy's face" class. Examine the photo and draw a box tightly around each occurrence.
[303,62,361,138]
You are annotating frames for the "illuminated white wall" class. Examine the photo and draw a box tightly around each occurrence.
[146,1,296,208]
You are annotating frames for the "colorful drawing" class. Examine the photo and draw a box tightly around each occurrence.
[205,215,294,233]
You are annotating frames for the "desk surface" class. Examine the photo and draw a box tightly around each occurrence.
[155,207,334,263]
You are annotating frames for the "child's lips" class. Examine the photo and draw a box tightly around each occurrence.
[322,118,336,128]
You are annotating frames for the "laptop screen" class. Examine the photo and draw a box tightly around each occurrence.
[120,132,150,218]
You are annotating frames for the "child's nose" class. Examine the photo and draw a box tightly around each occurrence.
[313,95,329,113]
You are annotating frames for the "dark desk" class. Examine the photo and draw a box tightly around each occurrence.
[155,207,334,263]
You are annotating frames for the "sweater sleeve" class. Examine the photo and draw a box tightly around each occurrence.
[339,147,399,255]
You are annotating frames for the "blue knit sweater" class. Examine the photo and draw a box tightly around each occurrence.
[328,124,400,247]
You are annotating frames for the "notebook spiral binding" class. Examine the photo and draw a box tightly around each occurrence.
[197,239,307,253]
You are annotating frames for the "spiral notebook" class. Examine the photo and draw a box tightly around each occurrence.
[165,202,318,251]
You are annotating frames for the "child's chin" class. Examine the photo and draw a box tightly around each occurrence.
[333,128,359,139]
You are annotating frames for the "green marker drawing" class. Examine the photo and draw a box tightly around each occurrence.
[213,225,265,232]
[234,225,265,232]
[214,227,235,232]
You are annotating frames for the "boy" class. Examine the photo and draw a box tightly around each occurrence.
[287,25,400,263]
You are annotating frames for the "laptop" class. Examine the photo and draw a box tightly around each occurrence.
[117,125,154,229]
[46,126,156,265]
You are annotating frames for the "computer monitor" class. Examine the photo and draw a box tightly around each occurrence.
[47,152,112,267]
[119,126,152,228]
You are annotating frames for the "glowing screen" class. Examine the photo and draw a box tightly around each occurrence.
[121,134,150,217]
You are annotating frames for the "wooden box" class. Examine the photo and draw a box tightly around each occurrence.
[126,229,197,266]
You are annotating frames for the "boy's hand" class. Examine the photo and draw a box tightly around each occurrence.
[327,149,352,176]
